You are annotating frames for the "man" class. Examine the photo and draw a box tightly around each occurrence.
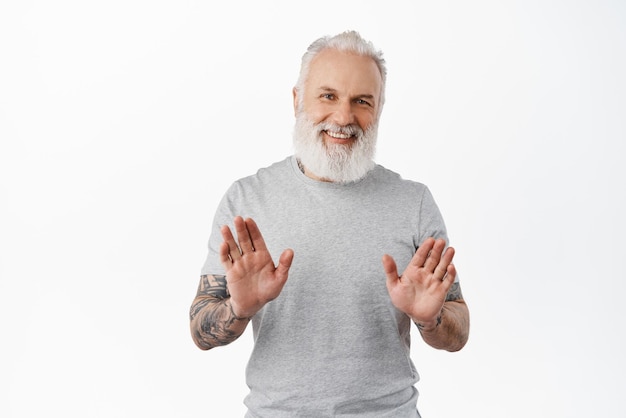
[190,30,469,417]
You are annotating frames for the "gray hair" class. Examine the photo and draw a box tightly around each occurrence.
[294,30,387,114]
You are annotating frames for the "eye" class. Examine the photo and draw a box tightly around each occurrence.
[356,98,372,106]
[321,93,336,100]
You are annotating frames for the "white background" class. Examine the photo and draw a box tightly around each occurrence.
[1,1,625,417]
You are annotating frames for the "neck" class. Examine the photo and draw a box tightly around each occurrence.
[297,158,333,182]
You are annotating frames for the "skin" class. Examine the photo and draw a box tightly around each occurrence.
[292,48,382,181]
[383,238,469,351]
[190,48,469,352]
[189,217,293,350]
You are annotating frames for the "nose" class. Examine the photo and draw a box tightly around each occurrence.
[331,100,355,126]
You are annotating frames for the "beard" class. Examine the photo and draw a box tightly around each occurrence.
[292,112,378,183]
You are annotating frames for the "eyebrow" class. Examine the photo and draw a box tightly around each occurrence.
[317,86,337,94]
[317,86,377,102]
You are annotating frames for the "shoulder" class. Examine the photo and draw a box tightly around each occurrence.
[254,156,294,178]
[369,164,430,196]
[366,165,442,219]
[227,156,293,191]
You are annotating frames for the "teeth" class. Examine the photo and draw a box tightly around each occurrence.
[326,131,351,139]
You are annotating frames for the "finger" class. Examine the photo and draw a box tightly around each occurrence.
[220,224,241,261]
[382,254,400,289]
[411,237,435,268]
[437,263,457,297]
[434,247,455,281]
[441,245,455,267]
[245,218,268,253]
[445,262,457,283]
[219,241,233,268]
[275,249,295,283]
[424,239,446,272]
[233,216,255,254]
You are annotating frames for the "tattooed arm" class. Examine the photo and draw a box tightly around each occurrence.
[384,237,470,352]
[190,217,294,350]
[415,282,470,352]
[189,274,250,350]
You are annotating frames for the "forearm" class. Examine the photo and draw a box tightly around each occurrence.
[190,297,249,350]
[415,300,470,352]
[189,274,250,350]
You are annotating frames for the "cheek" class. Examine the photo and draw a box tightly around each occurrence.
[303,105,329,125]
[355,112,376,131]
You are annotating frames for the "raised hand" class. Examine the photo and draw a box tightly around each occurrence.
[382,238,456,328]
[220,216,294,319]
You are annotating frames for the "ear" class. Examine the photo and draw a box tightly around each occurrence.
[292,87,299,116]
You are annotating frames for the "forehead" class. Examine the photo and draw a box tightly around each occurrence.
[305,48,382,97]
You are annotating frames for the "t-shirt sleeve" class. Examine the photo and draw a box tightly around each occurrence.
[417,185,460,284]
[200,182,241,276]
[416,186,448,242]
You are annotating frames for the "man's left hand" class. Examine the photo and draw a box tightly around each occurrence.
[382,238,456,328]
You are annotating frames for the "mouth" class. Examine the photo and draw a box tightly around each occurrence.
[323,130,355,143]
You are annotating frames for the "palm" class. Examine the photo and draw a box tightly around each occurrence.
[383,238,456,324]
[220,217,294,318]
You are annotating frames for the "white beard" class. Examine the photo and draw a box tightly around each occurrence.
[292,112,378,183]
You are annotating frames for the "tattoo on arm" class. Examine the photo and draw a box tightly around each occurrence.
[190,275,248,350]
[189,275,227,321]
[415,283,463,332]
[415,311,443,332]
[445,282,463,302]
[198,275,229,299]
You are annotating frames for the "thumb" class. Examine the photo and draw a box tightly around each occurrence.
[382,254,400,289]
[275,249,294,281]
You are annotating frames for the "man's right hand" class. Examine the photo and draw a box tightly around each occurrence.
[219,216,294,319]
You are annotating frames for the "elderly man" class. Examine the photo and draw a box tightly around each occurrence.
[190,30,469,417]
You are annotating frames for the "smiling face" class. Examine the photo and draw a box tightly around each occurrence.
[292,48,384,183]
[295,48,383,146]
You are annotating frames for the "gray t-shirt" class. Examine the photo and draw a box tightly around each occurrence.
[201,156,454,418]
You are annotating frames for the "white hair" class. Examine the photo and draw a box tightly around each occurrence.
[293,112,378,184]
[294,30,387,116]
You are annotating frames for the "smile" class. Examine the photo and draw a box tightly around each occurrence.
[324,130,354,140]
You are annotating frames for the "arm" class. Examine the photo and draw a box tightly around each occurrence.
[414,282,469,352]
[189,274,250,351]
[190,216,294,350]
[383,237,470,352]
